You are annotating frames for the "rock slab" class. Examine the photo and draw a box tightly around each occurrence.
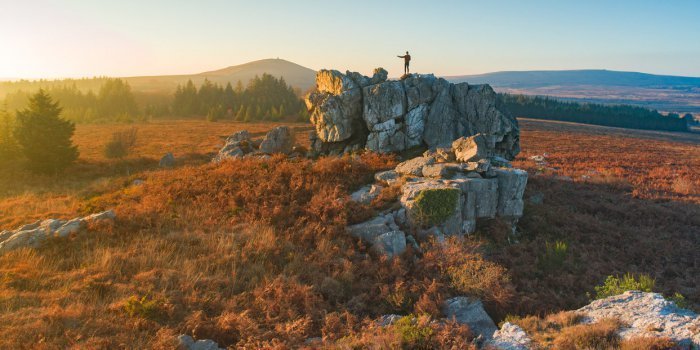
[577,291,700,348]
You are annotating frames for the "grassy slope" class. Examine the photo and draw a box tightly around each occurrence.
[0,119,698,348]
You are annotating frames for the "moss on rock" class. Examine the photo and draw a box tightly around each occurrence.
[412,188,460,227]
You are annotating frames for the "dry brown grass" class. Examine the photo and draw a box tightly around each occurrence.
[0,118,698,347]
[0,152,513,348]
[0,120,312,228]
[493,119,700,315]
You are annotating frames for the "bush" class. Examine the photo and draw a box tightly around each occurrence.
[394,315,434,347]
[594,273,655,299]
[538,240,568,271]
[551,318,622,350]
[103,127,138,159]
[13,90,78,173]
[412,188,460,227]
[123,294,165,321]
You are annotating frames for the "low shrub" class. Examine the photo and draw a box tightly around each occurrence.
[551,318,622,350]
[620,336,677,350]
[122,294,166,321]
[594,273,655,299]
[537,240,568,271]
[103,127,138,159]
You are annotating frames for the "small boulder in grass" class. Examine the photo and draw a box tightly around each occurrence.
[159,152,175,168]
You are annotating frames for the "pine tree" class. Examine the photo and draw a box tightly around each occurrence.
[0,103,19,162]
[244,106,253,122]
[14,90,79,173]
[235,105,245,121]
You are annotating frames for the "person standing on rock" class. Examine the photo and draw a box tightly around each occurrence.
[397,51,411,74]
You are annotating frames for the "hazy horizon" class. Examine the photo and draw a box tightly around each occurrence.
[1,0,699,80]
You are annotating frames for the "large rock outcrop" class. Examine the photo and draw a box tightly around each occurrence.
[305,69,519,158]
[346,137,527,259]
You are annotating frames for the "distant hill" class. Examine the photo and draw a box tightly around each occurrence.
[123,58,317,94]
[446,69,700,88]
[0,58,317,98]
[447,70,700,114]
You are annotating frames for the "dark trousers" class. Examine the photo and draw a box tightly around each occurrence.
[404,63,410,74]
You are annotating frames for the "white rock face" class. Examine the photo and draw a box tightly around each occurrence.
[0,210,116,255]
[494,168,528,218]
[488,322,532,350]
[444,297,498,339]
[577,291,700,348]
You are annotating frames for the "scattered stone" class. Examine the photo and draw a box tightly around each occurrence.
[350,184,383,204]
[488,322,532,350]
[424,147,456,163]
[54,219,83,237]
[375,170,400,186]
[176,334,223,350]
[421,163,460,178]
[452,134,493,162]
[226,130,250,143]
[159,152,175,168]
[395,156,435,176]
[372,230,407,259]
[84,210,117,223]
[0,210,116,255]
[444,297,498,339]
[577,291,700,348]
[132,179,144,186]
[377,314,403,327]
[259,126,295,154]
[347,215,407,259]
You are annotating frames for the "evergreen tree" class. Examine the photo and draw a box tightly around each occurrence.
[235,105,245,121]
[0,103,19,162]
[244,106,253,122]
[97,79,138,119]
[14,90,78,173]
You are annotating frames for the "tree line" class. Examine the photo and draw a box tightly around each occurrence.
[2,79,140,123]
[499,94,691,132]
[1,74,309,123]
[172,74,307,122]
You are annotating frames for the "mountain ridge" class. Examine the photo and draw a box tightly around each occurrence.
[445,69,700,88]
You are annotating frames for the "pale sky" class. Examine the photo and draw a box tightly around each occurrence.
[1,0,699,79]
